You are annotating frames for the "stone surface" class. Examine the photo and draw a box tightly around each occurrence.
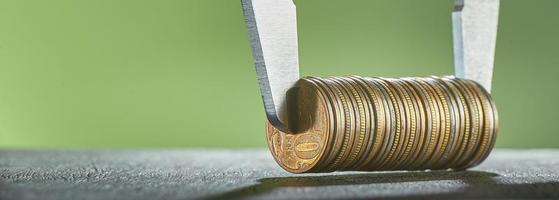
[0,149,558,200]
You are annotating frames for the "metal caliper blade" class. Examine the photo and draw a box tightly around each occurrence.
[242,0,299,132]
[453,0,500,93]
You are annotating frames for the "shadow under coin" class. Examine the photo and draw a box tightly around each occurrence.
[203,170,559,200]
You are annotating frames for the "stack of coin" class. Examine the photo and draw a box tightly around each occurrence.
[266,76,498,173]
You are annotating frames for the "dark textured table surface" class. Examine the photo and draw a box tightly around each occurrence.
[1,149,558,200]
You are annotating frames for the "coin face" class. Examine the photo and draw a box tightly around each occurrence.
[266,78,331,173]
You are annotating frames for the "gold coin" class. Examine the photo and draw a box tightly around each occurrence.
[452,78,483,169]
[323,77,355,171]
[475,83,499,166]
[374,78,405,170]
[382,78,410,170]
[397,78,425,169]
[459,79,498,168]
[412,78,442,169]
[266,78,331,173]
[352,76,388,170]
[338,77,371,170]
[390,78,419,170]
[306,77,344,172]
[428,77,459,169]
[330,77,365,170]
[364,77,396,169]
[345,76,375,170]
[403,78,437,169]
[441,76,470,168]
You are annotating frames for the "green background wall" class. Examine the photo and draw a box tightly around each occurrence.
[0,0,557,148]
